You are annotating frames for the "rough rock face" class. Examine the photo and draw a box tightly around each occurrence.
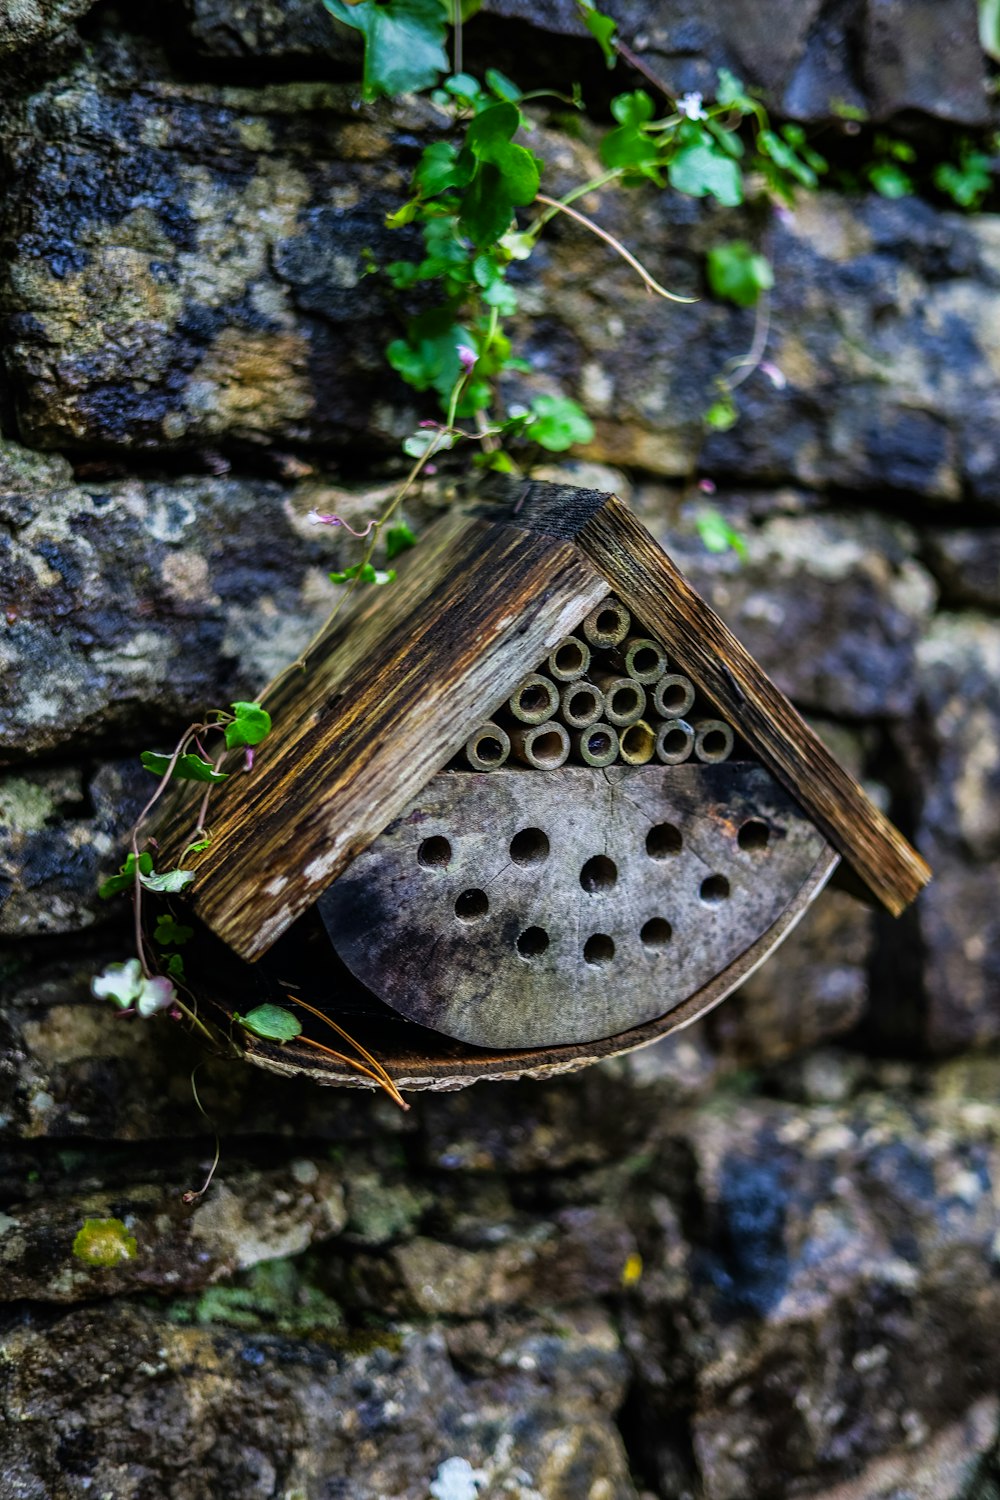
[1,2,999,1497]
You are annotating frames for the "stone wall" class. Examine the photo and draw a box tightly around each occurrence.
[1,3,999,1497]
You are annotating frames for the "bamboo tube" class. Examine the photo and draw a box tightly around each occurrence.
[547,635,591,682]
[508,672,560,725]
[656,719,695,765]
[619,718,656,765]
[652,673,696,719]
[588,670,646,727]
[571,722,619,768]
[694,719,735,763]
[510,720,571,770]
[581,597,630,649]
[560,680,605,729]
[609,635,668,684]
[463,721,510,772]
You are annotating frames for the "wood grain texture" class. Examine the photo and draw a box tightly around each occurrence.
[574,498,931,916]
[156,502,609,958]
[218,846,839,1092]
[318,764,831,1048]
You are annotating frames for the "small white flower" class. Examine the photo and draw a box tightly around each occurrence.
[760,361,787,390]
[92,959,177,1017]
[135,975,177,1018]
[677,91,707,120]
[92,958,144,1009]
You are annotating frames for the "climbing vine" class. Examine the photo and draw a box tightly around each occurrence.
[310,0,828,583]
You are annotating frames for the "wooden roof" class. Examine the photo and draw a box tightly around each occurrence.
[155,479,930,958]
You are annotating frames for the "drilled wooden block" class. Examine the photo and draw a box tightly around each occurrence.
[318,763,832,1050]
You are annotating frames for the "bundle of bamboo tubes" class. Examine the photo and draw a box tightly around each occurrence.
[461,597,739,771]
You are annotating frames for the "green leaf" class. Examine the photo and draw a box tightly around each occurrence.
[704,393,738,432]
[225,702,272,750]
[610,90,654,127]
[706,241,774,307]
[696,508,748,559]
[488,140,541,204]
[384,199,420,228]
[459,163,517,245]
[715,67,756,115]
[140,868,196,894]
[466,101,520,155]
[322,0,450,99]
[234,1004,303,1043]
[867,161,913,199]
[934,145,993,210]
[758,128,819,189]
[154,913,194,947]
[668,142,743,206]
[329,562,397,585]
[444,71,481,98]
[140,751,228,784]
[600,125,663,178]
[529,394,595,451]
[165,953,187,982]
[577,0,617,66]
[387,310,471,396]
[99,851,153,899]
[414,141,464,196]
[385,521,418,559]
[486,67,521,101]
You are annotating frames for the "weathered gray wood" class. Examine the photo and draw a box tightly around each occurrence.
[221,844,836,1092]
[318,763,833,1050]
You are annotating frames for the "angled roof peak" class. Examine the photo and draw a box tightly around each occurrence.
[154,478,929,960]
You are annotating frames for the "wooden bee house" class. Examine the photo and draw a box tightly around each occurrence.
[156,479,930,1090]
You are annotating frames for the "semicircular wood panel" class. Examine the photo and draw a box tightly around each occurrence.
[318,763,833,1050]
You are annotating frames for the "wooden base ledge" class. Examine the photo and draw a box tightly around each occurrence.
[236,847,839,1093]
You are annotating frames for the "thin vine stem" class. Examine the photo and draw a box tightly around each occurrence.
[533,193,698,303]
[525,169,624,238]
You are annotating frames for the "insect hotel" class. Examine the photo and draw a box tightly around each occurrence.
[157,479,931,1091]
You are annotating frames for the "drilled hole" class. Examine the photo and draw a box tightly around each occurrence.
[700,874,730,905]
[646,823,683,859]
[596,609,619,635]
[662,684,688,712]
[418,835,451,868]
[702,730,728,756]
[455,888,488,921]
[517,926,549,958]
[510,827,549,865]
[640,918,672,950]
[554,641,585,675]
[477,736,504,764]
[583,933,615,967]
[587,730,612,756]
[580,855,617,893]
[738,819,770,852]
